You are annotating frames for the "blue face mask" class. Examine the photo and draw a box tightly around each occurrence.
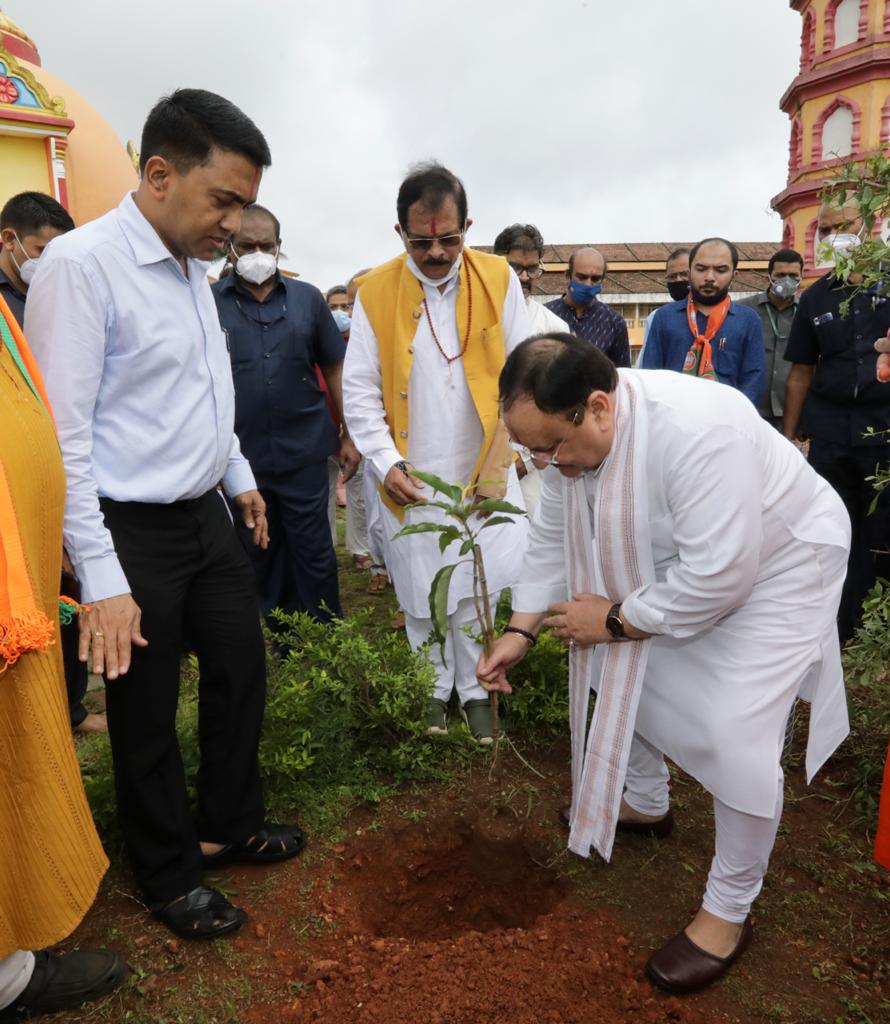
[568,279,602,305]
[332,309,351,333]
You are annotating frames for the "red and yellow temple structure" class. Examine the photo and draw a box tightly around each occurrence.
[0,11,136,224]
[773,0,890,280]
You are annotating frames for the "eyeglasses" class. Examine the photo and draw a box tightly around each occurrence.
[508,405,585,467]
[232,241,279,256]
[508,262,544,280]
[401,228,465,252]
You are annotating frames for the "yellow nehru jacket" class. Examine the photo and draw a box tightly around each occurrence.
[357,249,512,520]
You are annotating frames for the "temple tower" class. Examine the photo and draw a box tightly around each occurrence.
[772,0,890,280]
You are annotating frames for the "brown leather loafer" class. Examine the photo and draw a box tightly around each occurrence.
[558,805,674,839]
[645,916,753,994]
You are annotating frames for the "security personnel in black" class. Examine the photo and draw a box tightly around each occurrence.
[213,204,359,630]
[784,198,890,643]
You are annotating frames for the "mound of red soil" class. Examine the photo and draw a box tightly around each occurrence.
[257,812,711,1024]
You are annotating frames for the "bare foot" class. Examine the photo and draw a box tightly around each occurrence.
[619,797,668,824]
[684,907,745,958]
[200,841,226,857]
[73,713,108,736]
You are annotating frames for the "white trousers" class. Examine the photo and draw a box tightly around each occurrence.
[345,461,371,558]
[404,595,490,705]
[624,732,783,924]
[0,951,34,1011]
[326,457,340,546]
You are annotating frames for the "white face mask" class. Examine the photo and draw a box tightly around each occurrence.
[11,233,39,286]
[405,250,463,289]
[816,230,863,270]
[235,249,278,285]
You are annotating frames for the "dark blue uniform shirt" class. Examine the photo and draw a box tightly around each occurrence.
[784,273,890,447]
[213,272,346,473]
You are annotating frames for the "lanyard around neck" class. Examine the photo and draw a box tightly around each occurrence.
[764,300,793,341]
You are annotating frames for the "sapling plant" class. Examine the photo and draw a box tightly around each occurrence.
[392,470,527,757]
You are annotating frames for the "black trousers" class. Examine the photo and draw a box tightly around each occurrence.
[100,490,266,903]
[60,572,89,727]
[240,461,342,626]
[808,438,890,644]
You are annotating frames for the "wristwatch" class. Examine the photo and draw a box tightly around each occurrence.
[605,602,625,639]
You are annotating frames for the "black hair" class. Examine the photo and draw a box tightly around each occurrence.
[767,247,803,274]
[0,191,74,235]
[689,237,739,270]
[241,203,280,240]
[396,162,467,229]
[326,285,348,300]
[140,88,271,174]
[666,246,690,264]
[493,223,545,259]
[567,246,608,277]
[499,333,618,418]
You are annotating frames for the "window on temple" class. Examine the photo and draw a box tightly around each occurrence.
[822,104,854,158]
[826,0,862,50]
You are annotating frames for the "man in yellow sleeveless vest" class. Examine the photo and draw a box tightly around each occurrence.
[343,163,532,742]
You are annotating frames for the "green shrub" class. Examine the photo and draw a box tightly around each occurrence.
[840,578,890,822]
[260,609,453,813]
[78,604,572,840]
[500,629,569,736]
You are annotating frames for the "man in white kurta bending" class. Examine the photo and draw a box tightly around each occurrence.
[343,163,531,743]
[478,334,850,992]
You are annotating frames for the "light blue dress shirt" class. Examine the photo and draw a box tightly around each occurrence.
[25,192,256,603]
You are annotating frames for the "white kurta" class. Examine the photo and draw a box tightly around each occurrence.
[527,296,570,336]
[344,261,533,619]
[514,370,851,818]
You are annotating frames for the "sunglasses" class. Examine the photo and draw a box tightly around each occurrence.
[401,228,465,252]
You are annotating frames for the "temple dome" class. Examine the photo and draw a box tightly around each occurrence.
[0,11,137,226]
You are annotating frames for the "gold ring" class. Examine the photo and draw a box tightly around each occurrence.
[93,631,104,638]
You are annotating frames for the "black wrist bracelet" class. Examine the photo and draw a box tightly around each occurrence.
[503,625,537,647]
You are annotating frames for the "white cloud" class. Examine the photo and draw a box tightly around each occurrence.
[14,0,800,288]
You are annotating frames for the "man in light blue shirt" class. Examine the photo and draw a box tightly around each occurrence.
[27,88,304,941]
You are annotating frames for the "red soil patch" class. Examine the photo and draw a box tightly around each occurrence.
[246,811,711,1024]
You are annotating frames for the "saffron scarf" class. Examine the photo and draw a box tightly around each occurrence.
[0,292,58,672]
[682,294,730,380]
[563,372,655,861]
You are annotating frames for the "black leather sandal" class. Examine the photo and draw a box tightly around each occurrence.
[201,822,307,869]
[150,885,246,939]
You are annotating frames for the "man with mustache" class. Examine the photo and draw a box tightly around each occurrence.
[343,162,532,744]
[640,237,766,406]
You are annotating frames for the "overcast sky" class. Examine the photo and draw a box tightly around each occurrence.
[17,0,800,288]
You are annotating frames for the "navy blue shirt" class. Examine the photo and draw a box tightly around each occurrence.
[544,296,630,367]
[784,273,890,447]
[213,272,346,473]
[640,299,766,406]
[0,267,26,328]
